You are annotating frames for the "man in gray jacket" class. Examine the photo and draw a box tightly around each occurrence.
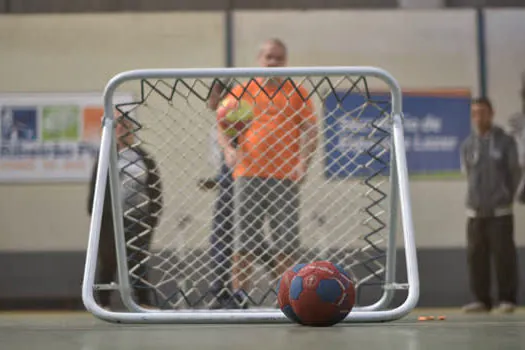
[88,116,163,308]
[461,97,520,313]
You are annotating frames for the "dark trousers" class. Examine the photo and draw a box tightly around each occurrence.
[467,215,518,308]
[209,164,276,296]
[209,164,235,295]
[96,214,153,307]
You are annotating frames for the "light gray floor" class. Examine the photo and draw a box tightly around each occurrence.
[1,310,524,350]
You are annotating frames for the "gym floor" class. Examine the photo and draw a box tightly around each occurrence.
[1,310,524,350]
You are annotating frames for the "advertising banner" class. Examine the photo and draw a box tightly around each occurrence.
[323,90,471,179]
[0,92,133,182]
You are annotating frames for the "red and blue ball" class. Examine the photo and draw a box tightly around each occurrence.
[289,261,355,327]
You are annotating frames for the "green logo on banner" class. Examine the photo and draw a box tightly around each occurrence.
[42,105,80,141]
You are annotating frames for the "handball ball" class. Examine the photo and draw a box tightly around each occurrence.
[289,261,356,327]
[277,263,307,323]
[216,98,254,138]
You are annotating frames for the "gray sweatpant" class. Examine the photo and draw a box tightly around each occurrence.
[234,176,300,256]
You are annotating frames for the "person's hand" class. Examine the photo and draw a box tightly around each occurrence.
[224,146,238,168]
[293,157,308,185]
[197,178,218,191]
[207,84,224,111]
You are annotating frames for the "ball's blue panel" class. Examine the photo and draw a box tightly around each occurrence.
[289,276,304,300]
[276,277,282,293]
[331,308,350,324]
[292,263,307,273]
[281,304,300,323]
[333,263,351,279]
[316,279,342,303]
[333,263,353,288]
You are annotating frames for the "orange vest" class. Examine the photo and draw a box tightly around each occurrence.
[224,78,316,181]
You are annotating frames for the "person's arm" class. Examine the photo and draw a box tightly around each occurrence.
[217,126,231,149]
[208,79,232,111]
[460,139,468,175]
[208,84,224,111]
[507,112,525,168]
[506,136,521,198]
[215,84,243,167]
[149,163,163,226]
[300,118,318,168]
[298,93,318,169]
[217,124,237,168]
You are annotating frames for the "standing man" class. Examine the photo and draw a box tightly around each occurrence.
[217,38,318,308]
[461,97,520,313]
[204,79,277,308]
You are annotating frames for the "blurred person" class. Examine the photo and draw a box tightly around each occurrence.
[460,97,520,313]
[202,80,276,309]
[217,38,318,308]
[88,115,163,308]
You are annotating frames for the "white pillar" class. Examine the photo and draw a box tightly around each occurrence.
[398,0,445,8]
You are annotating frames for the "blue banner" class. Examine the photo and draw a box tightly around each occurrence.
[323,91,471,179]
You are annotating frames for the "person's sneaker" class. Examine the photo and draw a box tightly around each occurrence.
[210,293,234,309]
[462,302,491,313]
[209,297,228,309]
[229,290,249,309]
[208,285,233,309]
[496,302,516,314]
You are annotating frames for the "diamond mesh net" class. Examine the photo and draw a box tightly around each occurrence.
[106,74,394,310]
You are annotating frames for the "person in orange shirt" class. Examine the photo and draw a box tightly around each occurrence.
[217,38,318,308]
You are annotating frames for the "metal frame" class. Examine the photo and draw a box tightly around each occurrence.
[82,66,419,324]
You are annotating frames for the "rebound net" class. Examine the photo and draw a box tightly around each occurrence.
[84,67,418,323]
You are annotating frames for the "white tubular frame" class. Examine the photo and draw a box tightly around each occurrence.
[82,66,419,324]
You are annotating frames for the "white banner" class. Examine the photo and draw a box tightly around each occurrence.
[0,92,134,183]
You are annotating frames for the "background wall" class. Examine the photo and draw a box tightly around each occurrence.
[486,9,525,120]
[1,0,524,13]
[0,12,224,252]
[0,8,524,308]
